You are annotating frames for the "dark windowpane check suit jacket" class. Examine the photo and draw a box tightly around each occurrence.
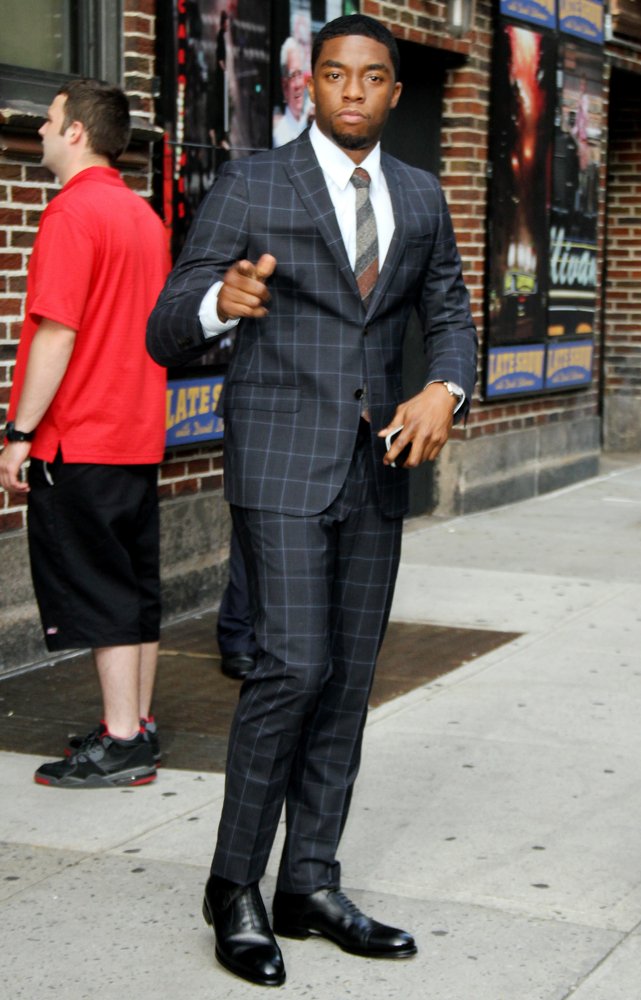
[147,130,478,520]
[147,130,477,889]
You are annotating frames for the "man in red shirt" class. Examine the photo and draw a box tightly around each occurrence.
[0,80,170,788]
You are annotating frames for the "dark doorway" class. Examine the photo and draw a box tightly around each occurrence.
[381,39,447,515]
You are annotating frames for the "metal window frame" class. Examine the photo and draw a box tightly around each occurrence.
[0,0,122,118]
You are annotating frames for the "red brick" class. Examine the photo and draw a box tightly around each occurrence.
[0,208,22,226]
[124,13,154,36]
[0,510,25,532]
[0,165,22,181]
[173,479,199,496]
[0,250,23,271]
[10,231,35,249]
[10,186,44,205]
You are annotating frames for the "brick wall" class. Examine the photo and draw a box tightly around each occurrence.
[0,161,57,532]
[602,42,641,449]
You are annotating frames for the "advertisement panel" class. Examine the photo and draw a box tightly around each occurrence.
[272,1,313,148]
[171,0,271,255]
[166,0,271,377]
[485,19,602,399]
[546,39,602,387]
[485,23,556,397]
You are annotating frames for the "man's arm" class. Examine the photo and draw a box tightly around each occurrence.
[147,165,255,367]
[0,319,76,494]
[380,184,477,468]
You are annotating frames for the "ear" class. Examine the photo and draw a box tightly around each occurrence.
[390,81,402,109]
[307,76,316,106]
[65,120,85,146]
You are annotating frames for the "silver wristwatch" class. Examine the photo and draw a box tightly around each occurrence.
[441,381,465,403]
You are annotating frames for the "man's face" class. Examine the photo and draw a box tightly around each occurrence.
[39,94,70,176]
[282,48,305,121]
[308,34,401,162]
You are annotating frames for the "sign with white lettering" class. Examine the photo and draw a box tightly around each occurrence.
[165,375,225,447]
[548,40,602,345]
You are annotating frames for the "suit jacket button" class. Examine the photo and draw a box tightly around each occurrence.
[354,388,364,400]
[363,327,369,336]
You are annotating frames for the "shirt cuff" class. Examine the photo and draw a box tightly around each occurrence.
[198,282,240,339]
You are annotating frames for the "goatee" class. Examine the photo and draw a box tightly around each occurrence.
[330,127,371,151]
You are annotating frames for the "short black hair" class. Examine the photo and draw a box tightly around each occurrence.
[311,14,401,81]
[57,79,130,165]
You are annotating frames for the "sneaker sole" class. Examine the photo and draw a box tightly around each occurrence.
[63,747,163,765]
[34,767,157,789]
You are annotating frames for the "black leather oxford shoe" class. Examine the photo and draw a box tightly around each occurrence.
[220,652,256,680]
[272,887,417,959]
[203,875,286,986]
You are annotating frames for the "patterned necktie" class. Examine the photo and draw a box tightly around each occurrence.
[350,167,379,306]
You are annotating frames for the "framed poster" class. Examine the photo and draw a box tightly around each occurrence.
[164,0,272,373]
[546,39,602,387]
[485,23,556,397]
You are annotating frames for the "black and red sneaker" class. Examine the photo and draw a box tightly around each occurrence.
[35,730,157,788]
[65,717,161,763]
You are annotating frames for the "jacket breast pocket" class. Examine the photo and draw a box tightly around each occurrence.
[400,236,431,277]
[226,382,301,413]
[403,235,431,255]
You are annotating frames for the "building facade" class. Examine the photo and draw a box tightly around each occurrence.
[1,0,640,674]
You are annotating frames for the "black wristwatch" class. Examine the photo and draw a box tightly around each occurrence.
[5,421,36,442]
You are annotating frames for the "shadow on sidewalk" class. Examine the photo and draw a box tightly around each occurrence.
[0,611,518,771]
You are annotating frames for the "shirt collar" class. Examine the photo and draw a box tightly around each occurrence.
[309,121,382,193]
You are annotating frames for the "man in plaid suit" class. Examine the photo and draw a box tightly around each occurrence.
[148,14,477,988]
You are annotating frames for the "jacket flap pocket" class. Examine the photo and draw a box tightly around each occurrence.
[227,383,301,413]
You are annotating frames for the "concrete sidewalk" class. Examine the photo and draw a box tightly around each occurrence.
[2,455,641,1000]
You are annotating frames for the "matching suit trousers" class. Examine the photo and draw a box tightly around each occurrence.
[212,423,403,892]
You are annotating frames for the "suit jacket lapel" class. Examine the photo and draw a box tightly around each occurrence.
[286,133,360,298]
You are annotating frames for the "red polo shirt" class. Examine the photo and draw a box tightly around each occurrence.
[8,166,170,464]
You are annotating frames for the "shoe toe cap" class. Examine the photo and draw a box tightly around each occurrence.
[369,923,417,956]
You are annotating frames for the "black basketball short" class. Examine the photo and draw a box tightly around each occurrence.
[27,455,161,651]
